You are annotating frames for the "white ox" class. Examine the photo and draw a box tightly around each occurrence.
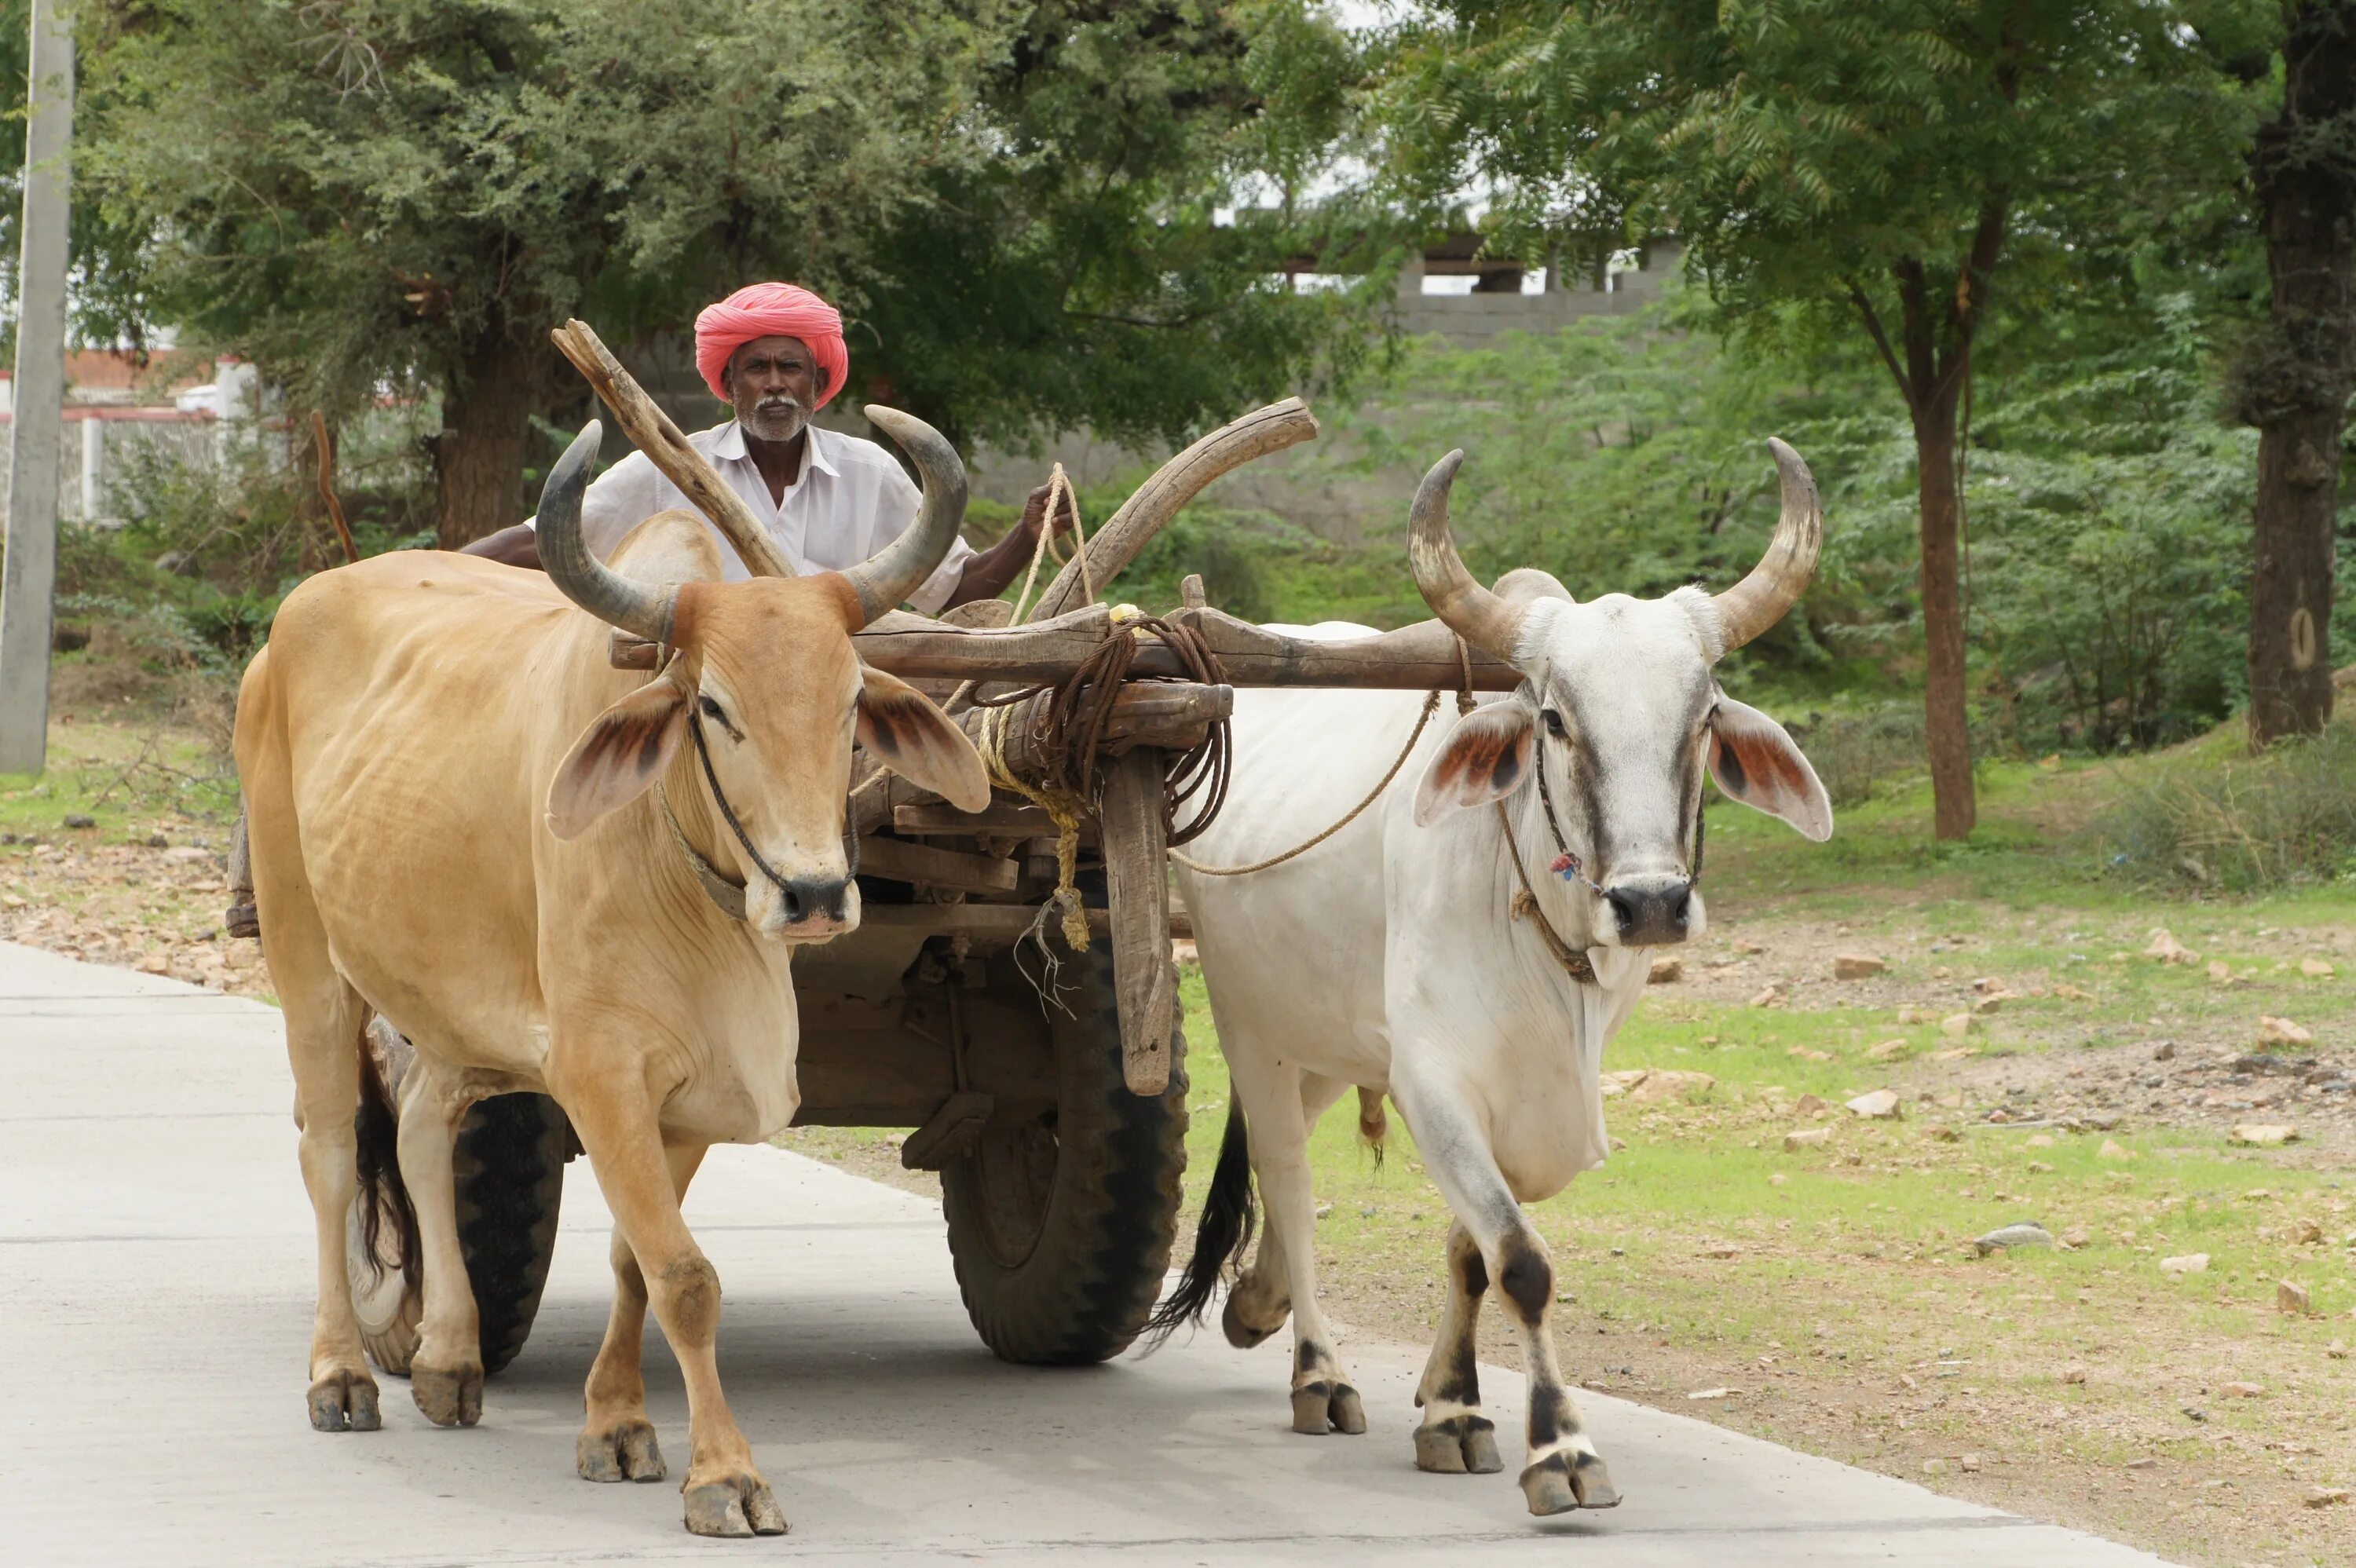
[1155,443,1833,1516]
[234,414,988,1537]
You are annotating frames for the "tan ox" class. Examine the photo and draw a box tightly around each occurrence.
[234,412,989,1537]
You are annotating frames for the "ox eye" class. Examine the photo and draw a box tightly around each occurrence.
[1540,708,1568,739]
[698,695,740,739]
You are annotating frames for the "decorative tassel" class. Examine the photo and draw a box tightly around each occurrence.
[1550,853,1577,879]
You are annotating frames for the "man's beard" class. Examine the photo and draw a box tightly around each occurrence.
[741,396,808,444]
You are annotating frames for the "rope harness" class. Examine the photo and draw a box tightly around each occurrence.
[660,709,859,924]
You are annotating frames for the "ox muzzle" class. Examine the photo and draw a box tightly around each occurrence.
[1603,875,1692,947]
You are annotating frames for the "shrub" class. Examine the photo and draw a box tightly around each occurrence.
[2097,723,2356,890]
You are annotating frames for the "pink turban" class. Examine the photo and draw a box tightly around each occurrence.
[693,282,850,409]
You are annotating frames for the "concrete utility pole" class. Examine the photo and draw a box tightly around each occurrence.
[0,0,74,774]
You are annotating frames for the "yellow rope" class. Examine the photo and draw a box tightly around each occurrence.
[975,700,1092,952]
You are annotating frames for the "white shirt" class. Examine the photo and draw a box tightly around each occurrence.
[551,420,975,616]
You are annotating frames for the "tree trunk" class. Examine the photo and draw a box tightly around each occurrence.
[435,331,547,550]
[1912,385,1977,839]
[2244,0,2356,745]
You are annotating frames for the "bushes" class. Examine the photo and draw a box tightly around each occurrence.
[2098,722,2356,890]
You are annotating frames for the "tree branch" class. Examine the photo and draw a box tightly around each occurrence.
[1846,277,1915,411]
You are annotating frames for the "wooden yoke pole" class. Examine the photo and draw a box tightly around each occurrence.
[1024,398,1319,623]
[548,318,797,579]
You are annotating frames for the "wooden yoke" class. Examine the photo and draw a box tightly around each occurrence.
[549,318,799,580]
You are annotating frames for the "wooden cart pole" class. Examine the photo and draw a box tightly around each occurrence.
[1099,749,1176,1095]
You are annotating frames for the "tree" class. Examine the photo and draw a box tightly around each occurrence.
[81,0,1008,546]
[1377,1,2266,836]
[75,1,1375,548]
[2231,0,2356,744]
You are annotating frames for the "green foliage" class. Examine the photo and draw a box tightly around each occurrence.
[2098,722,2356,890]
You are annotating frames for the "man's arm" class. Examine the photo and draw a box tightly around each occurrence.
[460,524,542,568]
[942,484,1081,610]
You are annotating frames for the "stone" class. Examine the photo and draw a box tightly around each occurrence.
[1940,1014,1977,1038]
[2050,984,2092,1001]
[1787,1046,1832,1062]
[1783,1128,1833,1152]
[2152,1041,2176,1062]
[1973,1223,2054,1255]
[1970,993,2007,1015]
[2230,1123,2299,1147]
[1698,1243,1742,1259]
[2158,1252,2210,1275]
[2061,1226,2091,1249]
[2098,1139,2135,1161]
[1832,953,1886,980]
[1920,1457,1948,1477]
[2217,1380,2263,1398]
[1648,956,1683,984]
[2025,1134,2055,1148]
[2062,1365,2087,1385]
[1748,985,1782,1008]
[163,846,212,862]
[2305,1486,2351,1509]
[1958,1453,1983,1475]
[2126,1457,2158,1471]
[1866,1040,1909,1061]
[1626,1069,1717,1105]
[2143,928,2197,964]
[1732,939,1765,955]
[2299,957,2336,978]
[1846,1089,1901,1120]
[2205,959,2233,983]
[1930,1046,1977,1062]
[2292,1219,2325,1245]
[1685,1387,1735,1401]
[61,813,95,830]
[134,955,171,976]
[1794,1093,1830,1117]
[2256,1016,2313,1047]
[1897,1005,1937,1025]
[1926,1125,1962,1142]
[2278,1280,2311,1317]
[145,832,170,849]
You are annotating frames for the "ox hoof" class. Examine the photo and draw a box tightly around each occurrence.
[411,1361,484,1428]
[684,1477,788,1538]
[1414,1413,1502,1475]
[306,1369,381,1434]
[1222,1291,1287,1350]
[1290,1380,1366,1436]
[577,1418,667,1483]
[1519,1449,1622,1515]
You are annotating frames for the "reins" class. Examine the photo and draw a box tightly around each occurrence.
[659,708,860,924]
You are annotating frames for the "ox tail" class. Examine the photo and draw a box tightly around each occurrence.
[353,1022,421,1300]
[1142,1097,1256,1348]
[1356,1085,1388,1168]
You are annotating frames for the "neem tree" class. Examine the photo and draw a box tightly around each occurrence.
[1378,0,2266,837]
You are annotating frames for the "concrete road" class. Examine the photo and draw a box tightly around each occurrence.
[1,940,2175,1566]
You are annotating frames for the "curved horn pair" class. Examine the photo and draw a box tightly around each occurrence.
[1407,438,1823,660]
[535,407,969,637]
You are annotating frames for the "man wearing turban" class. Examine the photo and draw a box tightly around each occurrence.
[470,282,1069,613]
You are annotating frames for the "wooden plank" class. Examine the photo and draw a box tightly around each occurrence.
[550,319,797,579]
[1028,400,1323,623]
[858,835,1019,894]
[846,602,1519,692]
[851,902,1112,942]
[1100,750,1175,1095]
[895,802,1059,835]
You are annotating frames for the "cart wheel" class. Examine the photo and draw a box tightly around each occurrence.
[941,938,1189,1365]
[349,1024,568,1378]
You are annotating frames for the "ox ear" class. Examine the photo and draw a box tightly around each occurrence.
[545,661,694,840]
[858,666,991,813]
[1414,704,1535,827]
[1707,696,1832,842]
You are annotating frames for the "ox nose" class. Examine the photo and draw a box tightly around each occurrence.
[778,875,851,929]
[1604,878,1692,947]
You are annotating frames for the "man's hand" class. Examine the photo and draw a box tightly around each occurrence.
[460,523,543,570]
[1018,482,1081,546]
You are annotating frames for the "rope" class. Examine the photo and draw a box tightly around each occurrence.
[1169,639,1477,877]
[974,700,1093,951]
[1497,802,1598,984]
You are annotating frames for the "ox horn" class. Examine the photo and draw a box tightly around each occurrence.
[1714,438,1823,654]
[536,420,676,644]
[838,406,968,627]
[1406,449,1524,661]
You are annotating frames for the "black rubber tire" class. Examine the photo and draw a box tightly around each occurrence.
[940,934,1191,1365]
[349,1026,567,1379]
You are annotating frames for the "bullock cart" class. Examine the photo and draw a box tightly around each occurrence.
[342,340,1523,1378]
